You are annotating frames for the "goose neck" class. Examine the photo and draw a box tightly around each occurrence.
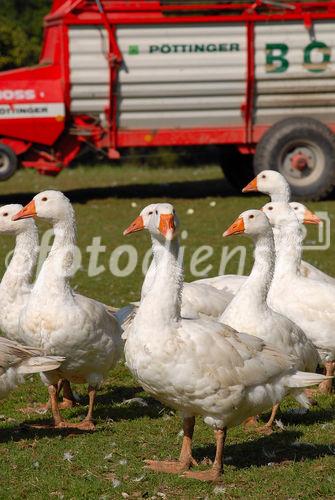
[245,230,274,299]
[0,225,38,296]
[273,221,301,280]
[138,235,183,326]
[270,184,290,203]
[225,230,274,314]
[140,251,156,302]
[33,214,77,294]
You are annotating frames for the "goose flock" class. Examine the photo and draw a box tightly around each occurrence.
[0,170,334,483]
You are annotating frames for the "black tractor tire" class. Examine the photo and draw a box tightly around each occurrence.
[0,143,17,181]
[254,117,335,200]
[220,146,254,192]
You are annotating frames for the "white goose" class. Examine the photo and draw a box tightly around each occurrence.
[220,209,320,431]
[0,203,76,408]
[191,201,317,293]
[243,170,335,285]
[0,204,38,344]
[123,202,329,482]
[0,337,64,400]
[263,201,335,392]
[124,203,234,319]
[13,191,123,429]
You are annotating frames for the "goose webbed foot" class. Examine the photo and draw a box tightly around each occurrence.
[254,424,274,435]
[145,416,196,475]
[181,466,222,482]
[71,419,95,431]
[25,418,72,430]
[144,458,196,474]
[243,415,259,429]
[19,401,50,414]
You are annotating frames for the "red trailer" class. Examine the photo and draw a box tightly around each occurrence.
[1,0,335,199]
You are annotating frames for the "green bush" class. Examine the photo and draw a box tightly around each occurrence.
[0,0,51,70]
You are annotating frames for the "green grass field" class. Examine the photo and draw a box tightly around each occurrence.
[0,163,334,499]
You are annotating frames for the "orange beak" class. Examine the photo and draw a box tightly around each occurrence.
[12,200,36,221]
[304,209,321,225]
[242,177,258,193]
[223,217,245,237]
[159,213,175,238]
[123,215,144,236]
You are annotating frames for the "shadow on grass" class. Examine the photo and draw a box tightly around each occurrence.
[0,178,240,205]
[279,406,335,427]
[0,385,166,443]
[193,429,335,469]
[64,384,165,422]
[0,423,92,443]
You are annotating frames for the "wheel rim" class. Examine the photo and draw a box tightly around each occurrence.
[278,140,325,188]
[0,152,10,173]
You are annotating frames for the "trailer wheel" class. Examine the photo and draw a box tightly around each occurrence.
[0,144,17,181]
[254,117,335,200]
[220,146,254,192]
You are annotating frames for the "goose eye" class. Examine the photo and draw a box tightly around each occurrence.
[294,207,298,210]
[155,210,158,215]
[249,214,254,219]
[3,212,8,217]
[262,174,266,179]
[148,211,153,216]
[41,197,48,202]
[268,206,273,211]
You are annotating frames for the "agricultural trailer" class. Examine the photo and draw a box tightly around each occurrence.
[1,0,335,199]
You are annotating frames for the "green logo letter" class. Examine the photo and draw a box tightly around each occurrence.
[303,41,331,73]
[128,45,139,55]
[266,43,289,73]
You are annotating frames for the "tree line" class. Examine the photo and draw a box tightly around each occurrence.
[0,0,51,71]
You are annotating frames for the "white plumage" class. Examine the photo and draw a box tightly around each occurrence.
[263,201,335,392]
[220,209,320,429]
[124,202,330,481]
[0,204,38,343]
[243,170,335,285]
[0,336,64,400]
[13,191,123,428]
[221,209,319,373]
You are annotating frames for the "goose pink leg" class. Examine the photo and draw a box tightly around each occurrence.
[318,361,334,394]
[145,417,197,474]
[72,385,96,430]
[58,379,78,409]
[255,403,280,435]
[182,427,226,482]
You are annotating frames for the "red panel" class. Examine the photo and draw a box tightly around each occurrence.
[0,69,65,145]
[0,138,31,155]
[117,128,246,148]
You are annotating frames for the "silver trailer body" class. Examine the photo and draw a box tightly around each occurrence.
[68,21,335,129]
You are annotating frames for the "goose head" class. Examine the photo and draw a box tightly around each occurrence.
[124,202,178,241]
[122,203,158,235]
[289,201,321,224]
[0,204,35,235]
[223,209,271,239]
[12,190,73,223]
[242,170,290,201]
[262,202,320,228]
